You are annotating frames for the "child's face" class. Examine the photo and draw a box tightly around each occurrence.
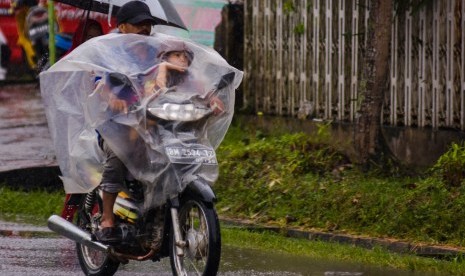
[166,51,190,68]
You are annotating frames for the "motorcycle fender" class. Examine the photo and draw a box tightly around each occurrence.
[183,180,216,204]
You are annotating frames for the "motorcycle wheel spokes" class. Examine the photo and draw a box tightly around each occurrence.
[171,200,221,276]
[184,207,208,265]
[79,243,108,270]
[76,193,120,275]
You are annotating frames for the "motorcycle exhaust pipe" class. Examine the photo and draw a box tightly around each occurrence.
[47,215,109,253]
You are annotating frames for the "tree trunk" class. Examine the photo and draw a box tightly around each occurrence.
[354,0,393,167]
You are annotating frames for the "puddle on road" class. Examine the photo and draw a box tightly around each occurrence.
[220,245,447,276]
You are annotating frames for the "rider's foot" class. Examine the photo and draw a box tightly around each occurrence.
[94,227,123,244]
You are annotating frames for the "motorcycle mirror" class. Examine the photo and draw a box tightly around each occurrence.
[216,72,235,90]
[108,72,132,88]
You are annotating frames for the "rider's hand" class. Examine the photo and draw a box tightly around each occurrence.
[108,93,128,114]
[209,96,225,115]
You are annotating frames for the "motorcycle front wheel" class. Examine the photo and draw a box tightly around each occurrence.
[76,192,120,276]
[170,199,221,276]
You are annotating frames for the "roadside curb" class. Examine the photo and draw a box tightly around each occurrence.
[220,218,465,259]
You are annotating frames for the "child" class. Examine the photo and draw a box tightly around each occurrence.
[144,40,225,114]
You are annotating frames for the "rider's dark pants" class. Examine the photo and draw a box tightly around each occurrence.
[100,140,127,193]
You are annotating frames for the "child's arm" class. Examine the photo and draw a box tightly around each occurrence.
[156,62,187,88]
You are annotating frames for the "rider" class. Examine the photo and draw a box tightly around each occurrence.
[95,0,158,244]
[96,3,225,243]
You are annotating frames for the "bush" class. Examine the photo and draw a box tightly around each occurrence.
[215,121,465,246]
[431,142,465,188]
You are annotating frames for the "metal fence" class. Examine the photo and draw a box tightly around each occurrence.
[243,0,465,130]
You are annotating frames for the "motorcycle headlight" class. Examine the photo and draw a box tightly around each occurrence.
[148,103,211,121]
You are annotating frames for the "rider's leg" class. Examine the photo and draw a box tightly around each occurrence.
[96,141,126,242]
[100,191,118,228]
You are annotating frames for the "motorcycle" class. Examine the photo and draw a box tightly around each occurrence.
[42,34,242,276]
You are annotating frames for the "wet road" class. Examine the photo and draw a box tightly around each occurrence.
[0,234,445,276]
[0,222,447,276]
[0,83,56,172]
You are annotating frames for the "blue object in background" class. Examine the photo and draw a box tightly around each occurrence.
[55,33,72,50]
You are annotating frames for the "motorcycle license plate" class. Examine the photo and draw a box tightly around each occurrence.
[165,146,217,165]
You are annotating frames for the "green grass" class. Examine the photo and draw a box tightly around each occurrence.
[0,186,65,224]
[221,226,465,275]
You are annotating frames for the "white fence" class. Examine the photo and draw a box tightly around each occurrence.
[243,0,465,130]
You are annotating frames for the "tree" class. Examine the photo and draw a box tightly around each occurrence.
[354,0,393,168]
[354,0,435,169]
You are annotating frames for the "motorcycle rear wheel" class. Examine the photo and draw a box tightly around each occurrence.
[76,192,120,276]
[170,199,221,276]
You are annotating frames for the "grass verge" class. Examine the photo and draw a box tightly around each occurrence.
[0,186,64,224]
[221,226,465,275]
[215,121,465,247]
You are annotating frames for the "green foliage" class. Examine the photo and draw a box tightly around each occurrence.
[431,142,465,188]
[293,23,305,35]
[0,186,64,224]
[216,120,465,246]
[283,0,295,14]
[217,122,350,226]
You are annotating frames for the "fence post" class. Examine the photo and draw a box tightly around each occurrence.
[350,0,359,122]
[446,0,455,127]
[337,0,345,121]
[324,0,333,119]
[404,6,413,126]
[432,1,441,129]
[390,6,398,125]
[312,1,320,116]
[418,8,427,127]
[462,0,465,129]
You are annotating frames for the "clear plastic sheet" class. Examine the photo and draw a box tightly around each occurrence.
[40,33,243,207]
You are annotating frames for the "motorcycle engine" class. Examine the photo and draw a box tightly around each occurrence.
[115,223,138,246]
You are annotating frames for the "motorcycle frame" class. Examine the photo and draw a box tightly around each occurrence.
[83,177,217,261]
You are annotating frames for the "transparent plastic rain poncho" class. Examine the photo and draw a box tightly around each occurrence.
[40,33,243,208]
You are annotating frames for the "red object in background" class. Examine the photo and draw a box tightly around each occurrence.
[0,0,115,65]
[0,0,22,63]
[55,3,116,34]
